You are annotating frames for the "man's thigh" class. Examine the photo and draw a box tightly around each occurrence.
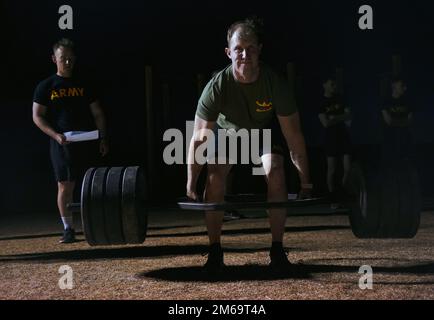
[206,162,233,180]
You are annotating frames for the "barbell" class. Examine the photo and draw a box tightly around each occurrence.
[69,160,421,246]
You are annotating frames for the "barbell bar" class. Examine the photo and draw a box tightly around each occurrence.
[177,197,329,211]
[68,160,422,246]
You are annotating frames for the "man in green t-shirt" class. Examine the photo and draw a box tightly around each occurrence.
[186,18,312,275]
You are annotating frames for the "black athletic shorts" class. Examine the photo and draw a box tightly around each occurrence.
[381,127,413,162]
[209,117,287,164]
[50,139,99,182]
[324,129,352,158]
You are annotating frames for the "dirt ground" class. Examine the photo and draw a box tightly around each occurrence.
[0,209,433,300]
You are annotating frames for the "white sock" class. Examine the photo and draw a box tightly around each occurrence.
[61,216,74,230]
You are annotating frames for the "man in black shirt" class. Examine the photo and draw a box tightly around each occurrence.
[32,38,109,243]
[318,77,352,208]
[381,77,413,161]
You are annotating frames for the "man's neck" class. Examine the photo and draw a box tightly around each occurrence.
[324,92,334,98]
[232,66,260,84]
[57,71,72,78]
[392,92,402,99]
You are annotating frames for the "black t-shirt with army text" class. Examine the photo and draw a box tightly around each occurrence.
[381,96,412,122]
[33,74,97,133]
[318,95,348,136]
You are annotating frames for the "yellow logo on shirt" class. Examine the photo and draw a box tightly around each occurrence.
[391,106,407,113]
[256,101,273,112]
[51,88,84,100]
[326,104,341,113]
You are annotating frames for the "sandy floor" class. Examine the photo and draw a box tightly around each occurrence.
[0,210,433,300]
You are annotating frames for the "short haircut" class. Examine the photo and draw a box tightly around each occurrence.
[227,16,264,46]
[53,38,74,54]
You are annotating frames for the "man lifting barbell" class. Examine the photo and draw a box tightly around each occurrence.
[186,17,313,275]
[32,38,109,244]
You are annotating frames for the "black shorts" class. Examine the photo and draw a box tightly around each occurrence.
[210,118,287,165]
[50,139,99,182]
[381,127,413,162]
[324,129,352,158]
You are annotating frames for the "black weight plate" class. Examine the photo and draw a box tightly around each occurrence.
[397,161,421,238]
[104,167,126,245]
[377,167,400,238]
[90,167,110,245]
[406,163,422,237]
[81,167,97,246]
[121,166,147,244]
[348,162,382,238]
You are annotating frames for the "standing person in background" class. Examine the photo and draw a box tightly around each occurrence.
[318,76,352,210]
[380,77,413,162]
[32,38,109,243]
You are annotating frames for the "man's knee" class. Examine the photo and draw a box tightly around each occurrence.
[269,164,284,179]
[327,161,337,175]
[342,166,351,174]
[207,163,231,183]
[205,166,229,202]
[265,161,286,190]
[58,181,75,195]
[328,167,336,176]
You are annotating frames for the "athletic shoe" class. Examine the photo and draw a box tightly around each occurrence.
[269,246,295,275]
[59,228,76,244]
[203,244,225,275]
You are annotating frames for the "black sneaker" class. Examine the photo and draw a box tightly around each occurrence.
[269,246,295,275]
[203,244,225,275]
[59,228,76,244]
[330,203,341,210]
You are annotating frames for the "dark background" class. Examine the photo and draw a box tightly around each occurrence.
[0,0,433,214]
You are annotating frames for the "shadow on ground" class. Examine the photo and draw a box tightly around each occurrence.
[0,244,304,263]
[139,261,434,283]
[0,225,349,242]
[0,225,195,242]
[0,224,349,264]
[138,264,313,282]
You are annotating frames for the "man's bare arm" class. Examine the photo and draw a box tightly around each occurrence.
[382,110,412,127]
[318,109,352,128]
[187,115,216,200]
[90,100,109,156]
[278,112,310,186]
[90,100,108,139]
[32,102,67,145]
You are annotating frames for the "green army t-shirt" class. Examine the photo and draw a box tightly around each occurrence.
[196,64,297,130]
